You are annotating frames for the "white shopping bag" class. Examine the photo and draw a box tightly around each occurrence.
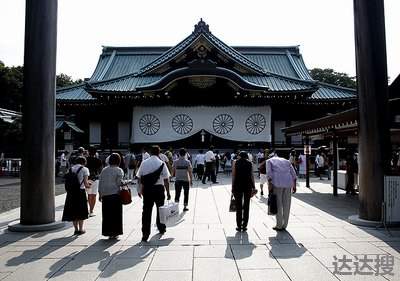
[159,201,179,224]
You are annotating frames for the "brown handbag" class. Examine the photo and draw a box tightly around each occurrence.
[120,186,132,205]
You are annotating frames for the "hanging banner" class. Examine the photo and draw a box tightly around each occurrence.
[131,106,271,143]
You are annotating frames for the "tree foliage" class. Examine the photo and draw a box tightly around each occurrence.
[56,73,83,88]
[309,68,356,89]
[0,61,82,111]
[0,62,23,111]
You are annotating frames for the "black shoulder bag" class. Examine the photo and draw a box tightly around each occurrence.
[140,163,165,187]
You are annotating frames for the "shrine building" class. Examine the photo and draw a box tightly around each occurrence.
[56,19,356,151]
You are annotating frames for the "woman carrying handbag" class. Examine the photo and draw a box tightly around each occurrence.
[231,151,257,232]
[98,153,125,239]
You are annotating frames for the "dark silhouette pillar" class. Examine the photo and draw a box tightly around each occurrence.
[332,134,338,196]
[353,0,390,222]
[9,0,64,231]
[305,136,310,188]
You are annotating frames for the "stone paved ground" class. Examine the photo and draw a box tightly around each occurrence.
[0,175,399,280]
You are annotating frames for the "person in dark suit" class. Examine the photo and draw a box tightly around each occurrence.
[231,151,256,231]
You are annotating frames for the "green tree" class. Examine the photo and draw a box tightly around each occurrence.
[0,63,24,111]
[56,73,83,88]
[310,68,356,89]
[0,61,82,111]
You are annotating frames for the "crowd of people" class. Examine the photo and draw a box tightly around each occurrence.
[60,145,300,241]
[61,143,379,241]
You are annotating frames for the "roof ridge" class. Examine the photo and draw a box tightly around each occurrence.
[251,71,318,87]
[56,83,86,92]
[134,19,269,76]
[316,81,357,92]
[285,51,305,79]
[205,32,265,74]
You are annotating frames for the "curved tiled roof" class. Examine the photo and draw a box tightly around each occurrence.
[56,84,96,102]
[309,82,357,101]
[87,65,316,93]
[56,20,357,103]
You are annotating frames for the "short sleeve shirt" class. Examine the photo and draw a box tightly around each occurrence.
[136,156,171,186]
[173,158,192,182]
[71,164,89,189]
[205,150,215,162]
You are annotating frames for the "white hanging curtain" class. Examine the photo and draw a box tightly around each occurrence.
[131,106,271,143]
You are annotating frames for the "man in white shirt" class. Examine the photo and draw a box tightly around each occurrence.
[142,148,150,161]
[202,146,218,184]
[194,150,205,180]
[136,145,171,242]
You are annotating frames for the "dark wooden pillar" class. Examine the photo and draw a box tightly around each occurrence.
[332,134,338,196]
[354,0,390,221]
[21,0,58,225]
[305,136,310,188]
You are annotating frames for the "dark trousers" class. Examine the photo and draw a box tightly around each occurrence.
[142,185,166,238]
[346,171,355,193]
[234,191,251,228]
[196,164,204,179]
[175,180,189,206]
[202,162,216,183]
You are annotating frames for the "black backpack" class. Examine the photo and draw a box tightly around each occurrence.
[64,166,83,192]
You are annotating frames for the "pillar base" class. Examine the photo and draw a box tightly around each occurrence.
[348,215,383,228]
[8,220,65,232]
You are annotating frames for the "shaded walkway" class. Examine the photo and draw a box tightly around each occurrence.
[0,175,398,280]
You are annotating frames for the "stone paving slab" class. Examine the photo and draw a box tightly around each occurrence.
[149,250,193,271]
[98,257,151,281]
[49,271,100,281]
[278,255,338,281]
[193,257,241,281]
[0,176,399,280]
[240,269,290,281]
[144,270,192,281]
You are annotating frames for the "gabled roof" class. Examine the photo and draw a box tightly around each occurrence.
[90,45,313,82]
[86,64,317,94]
[126,19,267,76]
[56,19,357,104]
[55,120,84,133]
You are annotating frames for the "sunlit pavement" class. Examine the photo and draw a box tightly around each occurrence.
[0,175,399,281]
